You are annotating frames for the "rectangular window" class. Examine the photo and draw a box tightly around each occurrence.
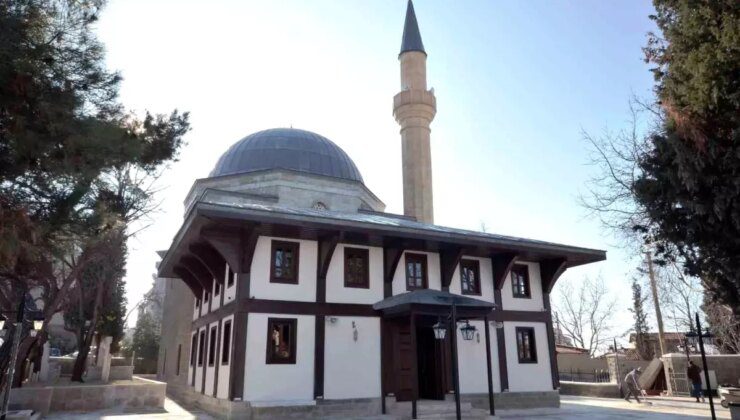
[511,264,531,298]
[516,327,537,363]
[190,333,197,367]
[270,240,300,284]
[208,326,217,367]
[266,318,297,364]
[176,344,182,376]
[460,259,481,295]
[344,247,369,288]
[405,253,428,291]
[204,291,209,305]
[214,279,220,296]
[227,265,235,287]
[195,298,200,310]
[197,330,206,366]
[222,320,232,365]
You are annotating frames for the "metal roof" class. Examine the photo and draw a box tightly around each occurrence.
[373,289,495,311]
[400,0,426,55]
[209,128,364,183]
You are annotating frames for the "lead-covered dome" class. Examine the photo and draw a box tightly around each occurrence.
[209,128,364,183]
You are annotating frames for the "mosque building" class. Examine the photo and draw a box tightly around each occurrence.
[156,1,605,418]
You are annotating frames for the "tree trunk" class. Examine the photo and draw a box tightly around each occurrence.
[70,281,105,382]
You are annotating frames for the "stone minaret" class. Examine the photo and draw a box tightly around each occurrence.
[394,0,436,224]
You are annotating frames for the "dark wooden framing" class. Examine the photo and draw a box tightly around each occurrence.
[511,264,531,299]
[515,327,537,363]
[439,247,464,292]
[493,290,508,392]
[491,253,518,290]
[270,240,300,284]
[383,245,404,298]
[405,253,428,291]
[266,317,298,364]
[459,259,481,296]
[344,247,370,289]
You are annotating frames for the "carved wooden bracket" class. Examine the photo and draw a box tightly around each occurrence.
[540,258,568,294]
[491,252,519,290]
[180,255,214,291]
[202,229,242,273]
[189,242,226,285]
[317,234,340,280]
[439,246,464,291]
[240,227,261,274]
[173,265,203,298]
[383,244,405,298]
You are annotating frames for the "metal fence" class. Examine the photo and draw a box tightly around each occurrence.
[559,369,611,383]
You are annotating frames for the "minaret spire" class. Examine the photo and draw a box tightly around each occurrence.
[394,0,436,223]
[400,0,425,55]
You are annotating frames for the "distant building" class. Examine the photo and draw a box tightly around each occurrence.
[629,332,685,357]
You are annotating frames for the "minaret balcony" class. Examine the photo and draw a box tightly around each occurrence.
[393,89,437,124]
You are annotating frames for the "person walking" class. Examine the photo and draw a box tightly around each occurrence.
[687,361,705,403]
[624,367,643,403]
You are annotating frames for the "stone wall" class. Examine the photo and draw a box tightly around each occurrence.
[559,381,621,398]
[158,277,194,389]
[9,378,165,414]
[605,354,651,382]
[461,391,560,409]
[110,365,133,380]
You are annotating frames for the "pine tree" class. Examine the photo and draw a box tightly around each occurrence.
[630,279,655,360]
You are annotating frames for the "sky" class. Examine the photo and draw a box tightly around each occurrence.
[94,0,659,346]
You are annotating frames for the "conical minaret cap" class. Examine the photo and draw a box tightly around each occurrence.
[400,0,426,56]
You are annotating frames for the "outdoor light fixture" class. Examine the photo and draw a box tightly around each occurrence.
[460,320,477,341]
[33,318,43,332]
[0,315,6,331]
[432,319,447,340]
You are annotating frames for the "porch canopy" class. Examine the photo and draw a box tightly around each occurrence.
[373,289,495,319]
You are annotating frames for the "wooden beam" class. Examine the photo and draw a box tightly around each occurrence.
[439,246,464,292]
[240,227,261,277]
[317,234,341,302]
[202,228,243,272]
[493,290,508,392]
[543,293,560,390]
[189,242,226,285]
[491,253,518,291]
[540,258,568,294]
[383,245,404,298]
[173,266,203,298]
[314,233,338,401]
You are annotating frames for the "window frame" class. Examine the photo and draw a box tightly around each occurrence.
[270,240,301,284]
[344,247,370,289]
[511,264,531,299]
[405,253,428,291]
[266,317,298,365]
[208,326,217,367]
[515,327,538,364]
[459,259,481,296]
[197,330,206,367]
[221,320,232,365]
[227,265,235,287]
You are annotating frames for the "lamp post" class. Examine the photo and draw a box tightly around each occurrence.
[431,302,479,420]
[0,295,44,420]
[686,313,715,420]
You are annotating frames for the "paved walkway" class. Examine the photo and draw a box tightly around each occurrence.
[44,395,729,419]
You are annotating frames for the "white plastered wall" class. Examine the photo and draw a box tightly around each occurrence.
[211,278,221,311]
[325,244,384,304]
[324,316,381,399]
[250,236,317,302]
[205,321,219,396]
[216,314,235,399]
[391,251,441,295]
[500,261,545,311]
[504,322,552,392]
[448,256,495,303]
[244,313,315,403]
[200,289,210,317]
[456,320,501,393]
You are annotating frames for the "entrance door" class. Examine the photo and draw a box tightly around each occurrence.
[416,324,446,400]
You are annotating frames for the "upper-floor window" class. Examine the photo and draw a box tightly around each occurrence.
[270,240,300,284]
[214,279,220,296]
[190,333,197,367]
[344,247,369,288]
[405,253,428,291]
[267,318,297,364]
[516,327,537,363]
[204,291,210,305]
[511,264,531,298]
[460,259,481,295]
[227,265,235,287]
